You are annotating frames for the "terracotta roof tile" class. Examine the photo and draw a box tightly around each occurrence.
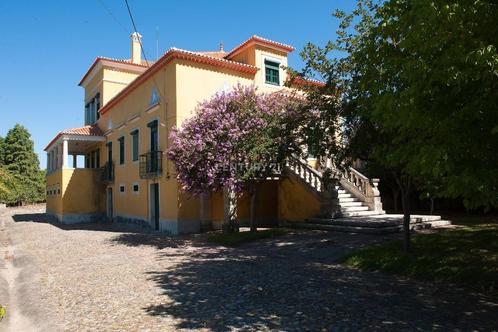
[195,50,227,59]
[226,35,294,59]
[99,48,258,115]
[44,125,103,151]
[60,125,104,136]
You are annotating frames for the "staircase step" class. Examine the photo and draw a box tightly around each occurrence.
[307,218,399,228]
[338,193,352,198]
[338,197,358,203]
[341,210,384,217]
[339,201,364,207]
[341,206,370,212]
[290,222,401,234]
[337,189,347,194]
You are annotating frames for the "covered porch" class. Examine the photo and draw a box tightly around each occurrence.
[44,125,107,224]
[45,125,106,173]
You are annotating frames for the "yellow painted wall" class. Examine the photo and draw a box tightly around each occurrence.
[61,169,105,214]
[46,170,63,216]
[95,63,178,223]
[209,181,279,226]
[175,60,254,126]
[46,168,104,217]
[84,70,104,103]
[278,177,321,222]
[53,40,311,230]
[102,68,141,105]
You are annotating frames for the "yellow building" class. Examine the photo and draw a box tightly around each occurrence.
[45,34,384,234]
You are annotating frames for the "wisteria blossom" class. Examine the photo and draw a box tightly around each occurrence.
[168,84,306,229]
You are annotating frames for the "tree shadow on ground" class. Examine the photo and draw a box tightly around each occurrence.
[109,233,190,250]
[11,212,146,234]
[143,231,498,331]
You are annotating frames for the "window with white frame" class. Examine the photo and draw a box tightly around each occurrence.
[264,59,280,85]
[84,92,101,125]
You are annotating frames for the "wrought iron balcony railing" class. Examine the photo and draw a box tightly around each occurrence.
[101,162,115,183]
[139,151,163,179]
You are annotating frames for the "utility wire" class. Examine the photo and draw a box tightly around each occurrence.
[123,0,165,101]
[97,0,130,34]
[123,0,171,177]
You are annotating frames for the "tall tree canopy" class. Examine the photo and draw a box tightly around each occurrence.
[299,0,498,250]
[1,124,45,204]
[168,84,304,231]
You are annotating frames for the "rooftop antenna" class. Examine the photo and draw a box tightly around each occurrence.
[219,40,224,52]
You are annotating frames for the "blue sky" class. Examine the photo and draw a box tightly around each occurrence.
[0,0,353,168]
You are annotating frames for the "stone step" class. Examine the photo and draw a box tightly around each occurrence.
[338,201,364,207]
[307,218,399,228]
[341,206,370,212]
[338,197,358,203]
[290,217,451,234]
[341,210,384,217]
[290,222,401,234]
[338,193,352,199]
[337,189,347,194]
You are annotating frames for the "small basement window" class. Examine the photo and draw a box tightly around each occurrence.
[133,183,139,193]
[119,185,125,193]
[264,59,280,85]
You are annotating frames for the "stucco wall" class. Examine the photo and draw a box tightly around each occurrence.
[278,177,321,222]
[62,169,104,214]
[46,170,63,216]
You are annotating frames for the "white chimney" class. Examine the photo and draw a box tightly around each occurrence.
[131,32,142,64]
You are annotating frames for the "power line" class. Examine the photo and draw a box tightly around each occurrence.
[124,0,151,67]
[97,0,130,34]
[123,0,171,177]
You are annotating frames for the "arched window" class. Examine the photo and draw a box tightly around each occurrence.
[150,88,159,106]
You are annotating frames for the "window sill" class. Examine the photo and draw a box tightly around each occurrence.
[145,103,160,114]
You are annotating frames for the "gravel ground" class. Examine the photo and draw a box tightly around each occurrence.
[0,205,497,331]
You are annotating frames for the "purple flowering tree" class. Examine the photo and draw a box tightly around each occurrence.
[168,84,304,232]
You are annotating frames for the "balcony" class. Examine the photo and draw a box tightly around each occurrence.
[139,151,163,179]
[101,162,115,183]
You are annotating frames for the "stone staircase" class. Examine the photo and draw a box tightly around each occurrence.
[337,187,383,217]
[286,157,385,219]
[291,214,452,234]
[285,157,451,234]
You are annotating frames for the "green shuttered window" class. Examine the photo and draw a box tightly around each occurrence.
[265,60,280,85]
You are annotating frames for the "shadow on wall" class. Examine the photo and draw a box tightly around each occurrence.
[138,231,498,331]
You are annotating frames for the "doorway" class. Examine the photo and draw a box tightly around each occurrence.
[106,187,113,222]
[150,183,160,230]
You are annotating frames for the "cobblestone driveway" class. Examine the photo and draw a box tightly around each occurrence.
[1,205,497,331]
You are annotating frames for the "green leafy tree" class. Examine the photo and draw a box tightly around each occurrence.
[2,124,45,204]
[168,85,304,232]
[0,136,4,166]
[299,0,498,251]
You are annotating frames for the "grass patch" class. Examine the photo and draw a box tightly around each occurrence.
[207,229,287,247]
[341,224,498,290]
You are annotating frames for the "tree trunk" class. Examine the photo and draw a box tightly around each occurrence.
[222,187,238,233]
[392,187,400,212]
[394,171,412,252]
[429,198,434,215]
[401,189,411,252]
[249,182,258,233]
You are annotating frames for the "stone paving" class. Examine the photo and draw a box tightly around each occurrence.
[1,205,497,331]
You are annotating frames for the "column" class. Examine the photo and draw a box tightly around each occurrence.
[49,150,53,171]
[62,139,68,169]
[54,147,59,170]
